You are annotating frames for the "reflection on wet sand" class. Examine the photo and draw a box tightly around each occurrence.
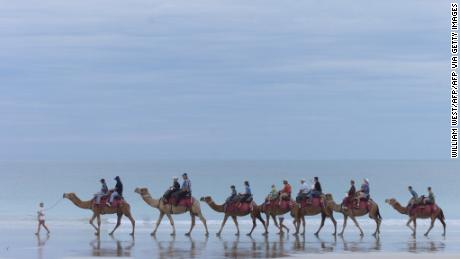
[407,237,446,253]
[36,234,49,259]
[340,235,381,252]
[90,235,135,257]
[152,235,208,259]
[219,235,289,258]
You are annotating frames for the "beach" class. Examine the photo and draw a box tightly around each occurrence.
[0,217,458,259]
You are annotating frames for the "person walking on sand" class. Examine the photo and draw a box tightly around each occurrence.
[35,202,50,235]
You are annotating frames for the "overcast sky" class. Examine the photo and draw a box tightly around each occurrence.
[0,0,450,160]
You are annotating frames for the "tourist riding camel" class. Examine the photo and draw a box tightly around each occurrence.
[63,192,135,236]
[296,179,310,202]
[266,184,279,204]
[135,187,209,236]
[163,177,180,201]
[109,176,123,207]
[94,178,109,205]
[424,187,435,204]
[407,186,420,209]
[342,180,356,210]
[278,180,291,205]
[354,178,369,206]
[200,195,268,236]
[237,181,253,207]
[385,189,445,237]
[172,173,192,206]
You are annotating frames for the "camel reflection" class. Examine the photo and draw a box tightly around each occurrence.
[220,235,288,258]
[340,235,381,252]
[90,235,135,257]
[152,235,207,259]
[407,238,445,253]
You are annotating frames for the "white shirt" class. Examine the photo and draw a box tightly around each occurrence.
[299,182,310,194]
[38,208,45,221]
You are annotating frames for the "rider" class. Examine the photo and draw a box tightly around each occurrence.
[267,184,279,204]
[163,177,180,201]
[238,181,252,203]
[354,178,369,206]
[279,180,292,204]
[424,186,435,205]
[296,179,310,202]
[311,177,322,198]
[109,176,123,206]
[407,186,419,209]
[94,178,109,205]
[173,173,192,205]
[224,185,238,211]
[344,180,356,209]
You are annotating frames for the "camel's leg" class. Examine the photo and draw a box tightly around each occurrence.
[301,216,306,236]
[197,212,209,236]
[406,218,414,232]
[166,214,176,236]
[315,213,326,236]
[330,214,337,236]
[265,213,270,228]
[293,216,302,236]
[231,215,240,236]
[248,215,257,236]
[424,217,435,237]
[96,215,101,236]
[257,212,268,235]
[124,210,135,236]
[412,218,417,237]
[350,216,364,236]
[272,215,282,234]
[216,214,229,236]
[186,213,195,236]
[438,214,446,237]
[109,213,122,235]
[89,213,98,233]
[339,215,348,236]
[151,212,165,236]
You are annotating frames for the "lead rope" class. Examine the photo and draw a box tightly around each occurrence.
[44,196,64,211]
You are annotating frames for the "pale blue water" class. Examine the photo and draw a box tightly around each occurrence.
[1,160,458,222]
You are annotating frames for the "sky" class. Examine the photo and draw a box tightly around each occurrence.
[0,0,451,160]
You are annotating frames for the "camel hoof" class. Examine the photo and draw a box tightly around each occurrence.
[332,232,337,236]
[338,233,343,237]
[246,233,251,236]
[109,232,114,236]
[205,232,209,236]
[150,232,156,236]
[95,232,100,236]
[262,232,268,236]
[424,233,428,237]
[216,233,221,237]
[360,233,364,237]
[170,233,176,236]
[314,232,319,236]
[130,233,134,236]
[185,232,191,236]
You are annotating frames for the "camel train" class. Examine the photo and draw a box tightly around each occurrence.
[62,179,446,238]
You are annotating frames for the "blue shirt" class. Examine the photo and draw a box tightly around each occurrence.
[361,183,369,194]
[410,189,418,199]
[182,179,192,192]
[245,186,251,195]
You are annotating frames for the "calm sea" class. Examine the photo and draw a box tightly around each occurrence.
[1,160,459,224]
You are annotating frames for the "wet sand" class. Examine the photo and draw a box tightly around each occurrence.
[0,220,458,258]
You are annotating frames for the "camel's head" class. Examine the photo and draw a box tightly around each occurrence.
[200,196,212,203]
[324,193,334,201]
[63,193,76,200]
[385,198,396,206]
[134,187,149,195]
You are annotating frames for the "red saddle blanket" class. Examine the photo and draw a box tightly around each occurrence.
[263,200,293,211]
[298,197,323,209]
[225,202,252,213]
[93,195,124,208]
[410,204,439,216]
[164,197,194,208]
[342,197,371,210]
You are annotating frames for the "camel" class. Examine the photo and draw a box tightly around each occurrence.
[200,196,268,236]
[291,198,337,236]
[324,193,381,237]
[385,198,446,237]
[134,187,209,236]
[259,199,294,234]
[63,193,135,236]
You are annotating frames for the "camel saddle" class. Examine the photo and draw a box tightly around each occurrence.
[298,197,323,209]
[225,201,253,213]
[163,196,194,208]
[92,192,124,208]
[342,197,372,211]
[409,203,439,216]
[263,199,293,211]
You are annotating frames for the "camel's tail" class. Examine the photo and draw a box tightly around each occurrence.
[439,209,445,221]
[376,206,382,220]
